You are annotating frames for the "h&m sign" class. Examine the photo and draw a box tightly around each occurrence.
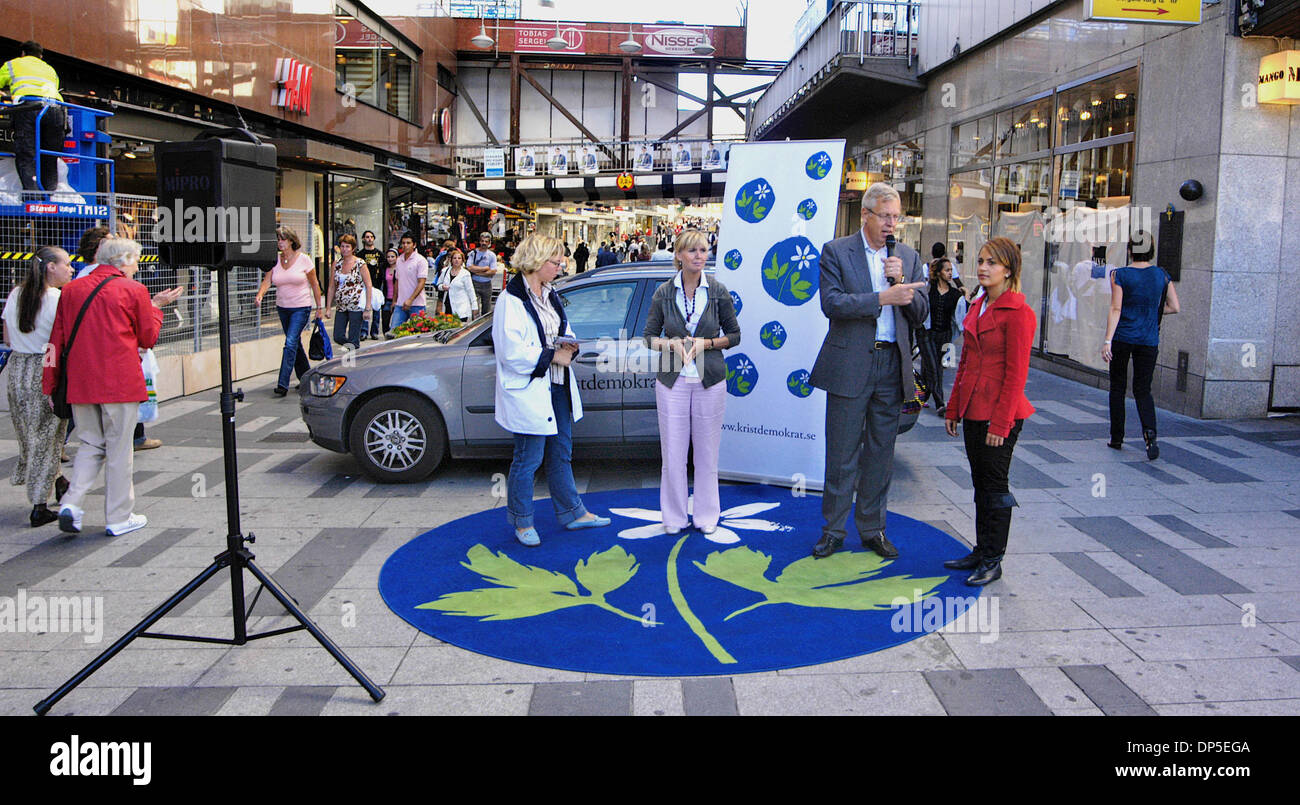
[273,58,314,114]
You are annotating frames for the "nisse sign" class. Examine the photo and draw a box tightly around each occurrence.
[642,27,712,57]
[1084,0,1201,25]
[1259,50,1300,105]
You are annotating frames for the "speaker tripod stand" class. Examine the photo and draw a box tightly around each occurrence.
[35,267,385,715]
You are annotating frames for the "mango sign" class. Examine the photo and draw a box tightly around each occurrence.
[1084,0,1201,25]
[1259,50,1300,106]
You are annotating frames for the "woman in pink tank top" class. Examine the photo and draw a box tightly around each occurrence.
[255,226,323,397]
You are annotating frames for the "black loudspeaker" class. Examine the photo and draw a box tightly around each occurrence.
[154,129,278,268]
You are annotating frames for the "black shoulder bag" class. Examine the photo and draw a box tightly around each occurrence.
[51,276,118,419]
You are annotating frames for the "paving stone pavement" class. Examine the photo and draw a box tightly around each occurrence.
[1,367,1298,717]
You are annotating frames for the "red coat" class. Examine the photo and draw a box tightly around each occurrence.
[42,265,163,404]
[945,290,1036,438]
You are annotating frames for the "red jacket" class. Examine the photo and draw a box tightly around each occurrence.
[945,290,1036,438]
[42,265,163,404]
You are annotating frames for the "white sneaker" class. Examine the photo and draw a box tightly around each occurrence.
[106,513,148,536]
[58,504,83,534]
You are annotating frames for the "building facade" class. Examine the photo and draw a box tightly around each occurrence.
[754,0,1299,418]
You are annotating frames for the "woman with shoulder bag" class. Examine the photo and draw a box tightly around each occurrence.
[43,238,182,536]
[943,237,1037,586]
[255,226,324,396]
[4,246,73,526]
[642,229,741,535]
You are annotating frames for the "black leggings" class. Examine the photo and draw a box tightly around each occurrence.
[1108,340,1158,442]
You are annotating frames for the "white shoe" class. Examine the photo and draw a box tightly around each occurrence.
[58,504,83,534]
[106,513,148,536]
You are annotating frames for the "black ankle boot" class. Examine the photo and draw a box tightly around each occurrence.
[966,553,1003,586]
[1143,429,1159,460]
[944,550,982,570]
[30,505,57,527]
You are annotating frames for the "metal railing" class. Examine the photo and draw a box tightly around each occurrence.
[751,1,918,138]
[0,192,313,359]
[450,136,747,179]
[0,98,114,191]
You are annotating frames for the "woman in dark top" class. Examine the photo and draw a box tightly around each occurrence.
[923,257,964,414]
[1102,231,1180,459]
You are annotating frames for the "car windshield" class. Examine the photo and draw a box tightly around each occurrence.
[434,316,489,344]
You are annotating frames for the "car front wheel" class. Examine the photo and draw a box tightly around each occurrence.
[348,392,447,482]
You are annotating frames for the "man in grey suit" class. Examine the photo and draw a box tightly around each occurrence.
[809,183,928,558]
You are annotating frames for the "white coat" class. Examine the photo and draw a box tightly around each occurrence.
[492,276,584,435]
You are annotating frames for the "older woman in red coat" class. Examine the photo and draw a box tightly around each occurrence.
[42,238,182,537]
[943,237,1036,586]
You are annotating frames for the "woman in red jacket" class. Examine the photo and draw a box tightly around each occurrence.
[942,237,1036,586]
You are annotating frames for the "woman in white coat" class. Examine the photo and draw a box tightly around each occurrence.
[436,249,479,321]
[493,234,610,546]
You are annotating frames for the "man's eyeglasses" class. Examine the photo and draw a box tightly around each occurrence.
[865,209,906,224]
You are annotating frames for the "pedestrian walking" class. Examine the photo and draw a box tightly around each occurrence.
[1102,231,1180,459]
[255,226,324,397]
[44,238,183,536]
[4,246,72,526]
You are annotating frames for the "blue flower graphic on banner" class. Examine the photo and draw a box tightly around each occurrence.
[759,321,787,350]
[761,236,820,307]
[725,353,758,397]
[787,369,814,398]
[805,151,832,180]
[734,178,774,223]
[724,249,743,271]
[730,290,742,315]
[797,198,818,220]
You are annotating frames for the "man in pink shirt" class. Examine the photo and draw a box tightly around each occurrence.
[390,232,428,330]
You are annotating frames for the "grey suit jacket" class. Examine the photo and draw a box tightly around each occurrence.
[808,232,928,399]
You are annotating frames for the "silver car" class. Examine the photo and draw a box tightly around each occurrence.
[299,262,677,482]
[298,261,920,483]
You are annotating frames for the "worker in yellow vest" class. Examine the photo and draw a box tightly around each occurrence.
[0,41,66,192]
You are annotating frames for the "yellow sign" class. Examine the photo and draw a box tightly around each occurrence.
[1084,0,1200,25]
[844,171,868,191]
[1259,50,1300,106]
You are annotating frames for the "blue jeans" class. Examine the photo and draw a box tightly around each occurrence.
[507,383,588,530]
[333,309,365,348]
[276,306,312,390]
[389,304,425,330]
[370,303,390,338]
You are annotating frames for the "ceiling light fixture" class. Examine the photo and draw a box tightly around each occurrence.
[471,13,494,49]
[547,20,567,50]
[693,27,715,56]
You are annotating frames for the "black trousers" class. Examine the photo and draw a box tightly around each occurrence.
[1108,340,1158,443]
[962,418,1023,557]
[11,102,67,192]
[917,326,950,407]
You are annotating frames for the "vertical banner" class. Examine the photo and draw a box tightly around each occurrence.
[716,140,844,489]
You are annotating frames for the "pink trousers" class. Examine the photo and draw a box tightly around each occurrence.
[655,376,726,531]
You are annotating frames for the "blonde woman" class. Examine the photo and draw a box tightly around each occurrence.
[642,229,740,534]
[493,234,609,546]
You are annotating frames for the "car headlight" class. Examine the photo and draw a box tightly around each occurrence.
[309,374,347,397]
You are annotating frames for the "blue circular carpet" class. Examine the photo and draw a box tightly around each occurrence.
[379,485,981,676]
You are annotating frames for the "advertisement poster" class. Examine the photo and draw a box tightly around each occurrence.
[673,142,693,172]
[578,145,599,175]
[515,147,536,177]
[547,146,569,175]
[715,139,845,488]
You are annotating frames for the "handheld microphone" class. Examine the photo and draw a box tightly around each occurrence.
[884,234,897,285]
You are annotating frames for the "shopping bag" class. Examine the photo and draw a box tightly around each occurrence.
[308,317,333,361]
[138,348,160,423]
